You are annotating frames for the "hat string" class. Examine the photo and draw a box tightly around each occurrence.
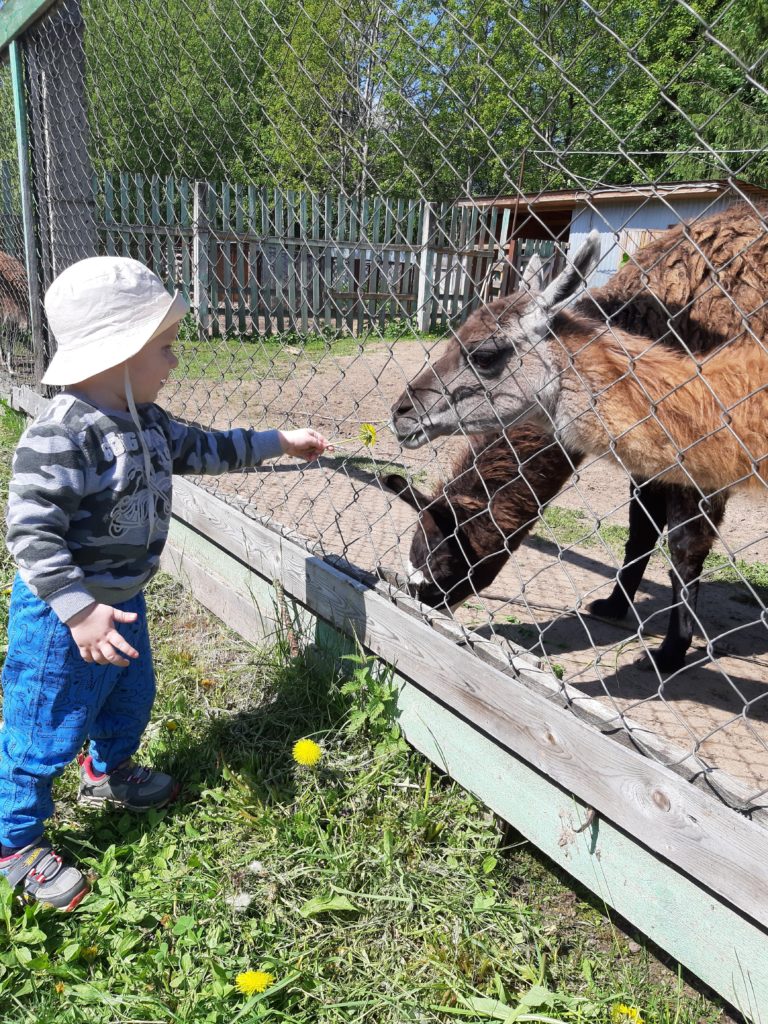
[124,364,156,539]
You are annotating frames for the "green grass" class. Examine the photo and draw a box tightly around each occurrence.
[174,318,443,382]
[0,403,735,1023]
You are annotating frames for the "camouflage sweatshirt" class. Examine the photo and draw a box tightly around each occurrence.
[6,392,283,622]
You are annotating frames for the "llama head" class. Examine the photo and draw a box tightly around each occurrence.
[390,231,602,447]
[381,474,478,609]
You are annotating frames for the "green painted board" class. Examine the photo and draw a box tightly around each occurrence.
[0,0,55,52]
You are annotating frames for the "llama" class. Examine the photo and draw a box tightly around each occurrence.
[391,205,768,493]
[388,204,766,669]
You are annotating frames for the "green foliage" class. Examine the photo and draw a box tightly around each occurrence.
[79,0,768,196]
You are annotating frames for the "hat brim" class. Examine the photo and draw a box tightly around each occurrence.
[41,288,189,386]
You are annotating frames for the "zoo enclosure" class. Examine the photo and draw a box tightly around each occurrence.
[1,0,768,1015]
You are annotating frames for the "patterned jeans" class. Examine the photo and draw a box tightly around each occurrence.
[0,575,156,848]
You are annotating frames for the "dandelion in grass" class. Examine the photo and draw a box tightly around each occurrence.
[164,719,178,732]
[54,982,65,994]
[200,677,216,689]
[292,737,323,767]
[611,1005,644,1024]
[235,970,275,995]
[81,945,99,962]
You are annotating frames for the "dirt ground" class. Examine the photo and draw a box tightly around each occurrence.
[163,337,768,807]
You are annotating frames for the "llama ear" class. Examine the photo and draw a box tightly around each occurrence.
[521,254,546,292]
[536,230,601,316]
[382,474,433,513]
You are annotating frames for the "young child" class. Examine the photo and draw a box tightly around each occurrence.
[0,256,331,911]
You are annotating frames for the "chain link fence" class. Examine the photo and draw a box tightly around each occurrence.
[1,0,767,821]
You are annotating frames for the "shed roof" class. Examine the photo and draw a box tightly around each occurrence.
[463,178,768,212]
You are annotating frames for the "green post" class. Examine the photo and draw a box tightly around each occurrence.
[9,38,46,384]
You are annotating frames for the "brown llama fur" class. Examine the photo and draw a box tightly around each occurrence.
[553,314,767,493]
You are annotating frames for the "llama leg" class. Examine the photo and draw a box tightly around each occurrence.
[643,490,727,673]
[588,481,667,620]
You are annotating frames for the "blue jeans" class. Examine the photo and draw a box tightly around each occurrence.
[0,576,156,848]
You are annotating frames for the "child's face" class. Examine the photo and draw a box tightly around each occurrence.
[126,322,181,404]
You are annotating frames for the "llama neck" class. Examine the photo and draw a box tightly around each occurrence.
[549,313,766,491]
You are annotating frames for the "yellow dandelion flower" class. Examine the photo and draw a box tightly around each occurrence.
[235,970,275,995]
[165,719,178,732]
[54,982,65,994]
[81,945,99,962]
[611,1005,644,1024]
[200,677,215,689]
[292,737,323,767]
[358,423,377,447]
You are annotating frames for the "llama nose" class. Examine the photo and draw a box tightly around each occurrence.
[391,389,415,418]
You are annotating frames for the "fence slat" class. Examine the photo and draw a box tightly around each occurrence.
[103,171,115,256]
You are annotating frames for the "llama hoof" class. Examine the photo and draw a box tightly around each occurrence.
[637,646,687,674]
[587,595,630,621]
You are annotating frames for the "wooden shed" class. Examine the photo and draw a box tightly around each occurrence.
[465,177,768,293]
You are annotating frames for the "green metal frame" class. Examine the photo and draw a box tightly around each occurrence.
[0,0,56,53]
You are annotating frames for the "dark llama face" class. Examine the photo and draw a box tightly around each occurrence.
[381,474,499,609]
[389,232,601,447]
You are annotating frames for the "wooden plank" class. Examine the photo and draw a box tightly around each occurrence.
[207,181,219,336]
[299,191,309,334]
[179,178,191,305]
[221,182,232,333]
[246,184,262,336]
[161,498,768,1016]
[192,180,210,335]
[134,173,146,264]
[103,171,116,256]
[347,195,360,335]
[119,171,132,257]
[273,189,286,333]
[311,192,321,334]
[150,174,162,278]
[323,193,334,329]
[165,175,176,286]
[260,187,274,335]
[396,685,768,1019]
[415,200,435,334]
[234,184,246,334]
[285,189,297,332]
[168,474,768,930]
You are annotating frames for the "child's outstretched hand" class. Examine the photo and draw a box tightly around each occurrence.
[279,428,333,461]
[67,602,140,667]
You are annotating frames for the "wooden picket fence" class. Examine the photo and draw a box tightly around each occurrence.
[93,171,557,337]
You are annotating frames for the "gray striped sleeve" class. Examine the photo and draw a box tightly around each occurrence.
[164,413,283,474]
[6,421,95,621]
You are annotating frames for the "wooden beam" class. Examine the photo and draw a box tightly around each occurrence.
[163,493,768,1016]
[169,475,768,930]
[0,0,56,51]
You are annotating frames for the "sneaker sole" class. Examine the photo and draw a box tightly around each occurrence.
[77,781,181,812]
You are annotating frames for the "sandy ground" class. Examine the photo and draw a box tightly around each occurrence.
[161,336,768,806]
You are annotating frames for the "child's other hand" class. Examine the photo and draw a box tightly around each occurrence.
[67,602,140,667]
[278,428,333,461]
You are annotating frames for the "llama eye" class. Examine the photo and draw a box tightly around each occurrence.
[469,347,505,373]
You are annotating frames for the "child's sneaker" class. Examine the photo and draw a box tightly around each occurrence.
[78,755,179,811]
[0,840,89,911]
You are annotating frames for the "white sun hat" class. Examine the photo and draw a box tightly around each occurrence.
[41,256,189,386]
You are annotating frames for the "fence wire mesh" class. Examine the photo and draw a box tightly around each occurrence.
[1,0,767,812]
